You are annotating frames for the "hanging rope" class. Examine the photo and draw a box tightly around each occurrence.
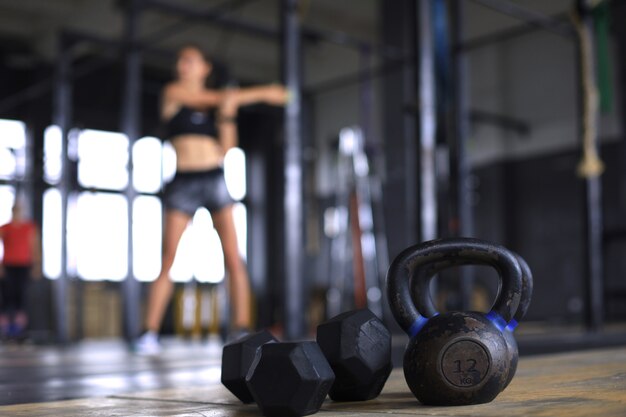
[571,7,604,178]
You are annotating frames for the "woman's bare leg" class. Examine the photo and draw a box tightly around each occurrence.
[145,210,190,332]
[212,205,251,329]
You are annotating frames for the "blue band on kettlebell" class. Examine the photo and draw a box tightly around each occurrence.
[505,319,519,332]
[408,316,429,337]
[486,310,507,332]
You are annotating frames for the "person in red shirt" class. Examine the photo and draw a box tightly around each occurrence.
[0,201,40,339]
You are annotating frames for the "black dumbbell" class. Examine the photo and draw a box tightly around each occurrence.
[221,330,277,403]
[316,309,392,401]
[387,238,525,405]
[246,342,335,417]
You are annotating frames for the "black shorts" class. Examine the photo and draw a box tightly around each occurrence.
[1,265,30,313]
[163,167,235,216]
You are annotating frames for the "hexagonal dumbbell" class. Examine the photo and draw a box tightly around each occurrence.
[316,309,392,401]
[221,330,277,403]
[246,342,335,417]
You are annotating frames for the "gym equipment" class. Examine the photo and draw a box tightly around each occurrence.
[572,6,604,179]
[502,253,533,389]
[387,238,523,405]
[221,330,277,403]
[409,250,534,391]
[246,342,335,417]
[316,309,392,401]
[326,127,388,319]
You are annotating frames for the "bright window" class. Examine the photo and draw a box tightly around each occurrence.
[77,129,129,190]
[0,186,15,227]
[0,148,16,179]
[133,137,162,194]
[168,202,248,284]
[162,141,177,183]
[44,125,62,184]
[65,192,78,277]
[74,192,128,281]
[233,202,247,260]
[0,119,26,180]
[170,208,224,283]
[0,119,26,149]
[40,129,249,284]
[133,196,162,281]
[224,147,246,201]
[0,186,16,262]
[42,188,62,279]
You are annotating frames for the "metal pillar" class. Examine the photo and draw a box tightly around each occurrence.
[281,0,305,340]
[576,0,604,332]
[403,3,419,248]
[449,0,474,310]
[415,0,438,243]
[52,34,72,344]
[379,0,418,274]
[120,0,142,341]
[359,48,391,319]
[611,0,626,222]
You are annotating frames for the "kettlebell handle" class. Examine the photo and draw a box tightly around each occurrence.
[409,252,533,330]
[386,238,523,337]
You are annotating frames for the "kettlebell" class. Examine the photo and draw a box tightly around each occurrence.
[409,250,533,392]
[501,253,533,389]
[386,238,523,405]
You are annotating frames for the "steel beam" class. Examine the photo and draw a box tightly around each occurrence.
[458,12,571,52]
[415,0,438,244]
[0,31,170,116]
[140,0,259,46]
[470,0,575,38]
[52,33,72,345]
[281,0,305,340]
[611,0,626,225]
[120,0,143,342]
[447,0,474,310]
[469,109,530,136]
[143,0,401,58]
[576,0,604,332]
[309,57,411,95]
[144,0,277,39]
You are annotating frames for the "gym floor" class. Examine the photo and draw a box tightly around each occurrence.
[2,343,625,416]
[0,339,223,406]
[1,0,626,415]
[5,325,626,407]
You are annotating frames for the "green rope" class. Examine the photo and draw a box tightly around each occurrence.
[593,1,612,114]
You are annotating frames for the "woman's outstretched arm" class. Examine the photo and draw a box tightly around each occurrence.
[160,83,289,121]
[233,84,289,107]
[218,90,240,153]
[164,83,223,107]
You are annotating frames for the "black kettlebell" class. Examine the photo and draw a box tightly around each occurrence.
[386,238,523,405]
[501,253,533,389]
[409,250,533,392]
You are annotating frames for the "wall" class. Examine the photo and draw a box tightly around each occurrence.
[466,3,622,166]
[463,2,624,323]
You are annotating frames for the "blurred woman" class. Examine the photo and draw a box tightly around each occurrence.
[0,201,40,339]
[135,45,287,354]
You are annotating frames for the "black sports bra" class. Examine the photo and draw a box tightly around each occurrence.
[164,106,218,139]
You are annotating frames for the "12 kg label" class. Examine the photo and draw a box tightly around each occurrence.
[441,340,490,388]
